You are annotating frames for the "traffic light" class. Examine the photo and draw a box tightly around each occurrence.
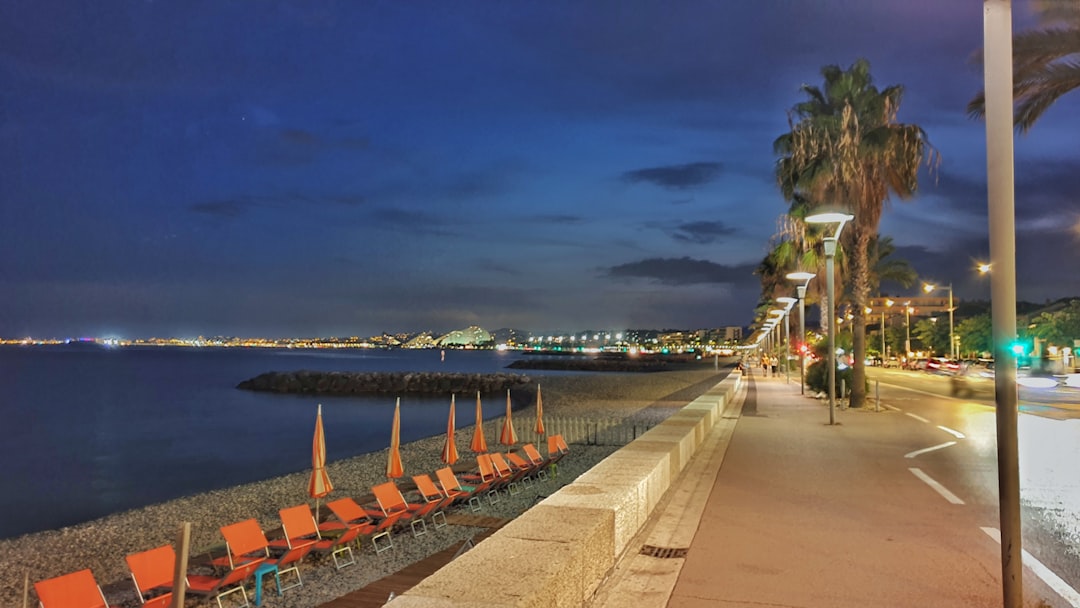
[1009,340,1026,356]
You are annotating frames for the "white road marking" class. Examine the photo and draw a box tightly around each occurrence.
[882,403,901,412]
[936,425,966,439]
[981,527,1080,607]
[908,467,965,504]
[904,442,957,459]
[906,412,931,423]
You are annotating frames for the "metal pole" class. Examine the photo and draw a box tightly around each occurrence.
[905,305,911,358]
[825,239,837,424]
[948,284,956,359]
[784,310,791,383]
[798,286,807,395]
[881,310,886,362]
[984,1,1022,604]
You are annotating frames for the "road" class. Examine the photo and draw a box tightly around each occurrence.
[863,366,1080,605]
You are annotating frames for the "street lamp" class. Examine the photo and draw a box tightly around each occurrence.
[923,282,955,359]
[786,272,816,395]
[776,297,798,383]
[806,211,854,425]
[904,302,913,358]
[881,299,894,363]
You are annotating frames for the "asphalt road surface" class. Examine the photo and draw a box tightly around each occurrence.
[864,366,1080,605]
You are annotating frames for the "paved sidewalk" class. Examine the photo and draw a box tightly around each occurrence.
[595,366,1065,607]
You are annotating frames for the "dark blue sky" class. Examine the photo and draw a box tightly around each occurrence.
[1,1,1077,338]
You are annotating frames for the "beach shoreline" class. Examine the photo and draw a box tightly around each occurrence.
[0,363,732,607]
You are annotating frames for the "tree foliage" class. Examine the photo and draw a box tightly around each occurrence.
[774,59,935,407]
[968,0,1080,132]
[957,313,993,356]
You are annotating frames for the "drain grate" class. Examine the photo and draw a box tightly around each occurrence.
[639,545,689,559]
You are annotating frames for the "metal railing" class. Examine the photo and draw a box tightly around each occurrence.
[480,416,655,447]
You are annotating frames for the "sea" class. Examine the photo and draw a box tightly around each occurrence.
[0,345,550,540]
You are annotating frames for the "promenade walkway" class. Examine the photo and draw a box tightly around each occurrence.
[595,366,1066,607]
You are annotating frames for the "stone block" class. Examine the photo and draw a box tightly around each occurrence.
[575,456,669,514]
[540,479,644,558]
[401,534,583,608]
[498,505,615,600]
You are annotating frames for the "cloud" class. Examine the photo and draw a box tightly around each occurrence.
[189,199,253,218]
[606,256,757,286]
[671,220,737,244]
[621,162,722,190]
[532,214,585,225]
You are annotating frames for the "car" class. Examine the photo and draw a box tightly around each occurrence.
[926,357,958,375]
[950,361,995,397]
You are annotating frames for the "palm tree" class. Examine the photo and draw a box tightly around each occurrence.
[967,0,1080,133]
[870,235,917,292]
[774,59,935,408]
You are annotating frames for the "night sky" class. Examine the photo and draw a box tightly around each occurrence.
[2,1,1077,339]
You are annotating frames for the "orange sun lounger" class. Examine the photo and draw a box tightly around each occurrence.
[461,453,501,504]
[187,558,264,608]
[412,473,453,528]
[370,481,428,543]
[211,518,270,570]
[435,466,482,512]
[34,568,116,608]
[319,497,384,558]
[262,505,318,593]
[125,545,176,608]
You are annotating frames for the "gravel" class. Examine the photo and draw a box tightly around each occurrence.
[0,364,727,608]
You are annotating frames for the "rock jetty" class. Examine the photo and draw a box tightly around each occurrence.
[236,370,532,395]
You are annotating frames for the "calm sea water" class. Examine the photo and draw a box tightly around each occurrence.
[0,346,540,540]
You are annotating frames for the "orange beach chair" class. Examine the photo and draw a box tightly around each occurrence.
[211,518,270,570]
[412,473,452,528]
[435,466,482,512]
[264,505,318,593]
[319,497,384,556]
[186,558,264,608]
[370,481,427,542]
[125,545,176,608]
[461,453,501,504]
[34,569,116,608]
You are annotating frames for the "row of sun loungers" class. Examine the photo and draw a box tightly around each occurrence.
[32,435,570,608]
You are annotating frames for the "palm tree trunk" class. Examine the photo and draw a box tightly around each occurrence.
[849,225,873,408]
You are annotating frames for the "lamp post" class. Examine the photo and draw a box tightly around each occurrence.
[924,282,955,359]
[806,211,853,425]
[777,297,798,384]
[786,272,816,395]
[769,310,785,378]
[904,302,912,359]
[880,299,894,363]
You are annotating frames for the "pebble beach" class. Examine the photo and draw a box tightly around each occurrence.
[0,363,730,607]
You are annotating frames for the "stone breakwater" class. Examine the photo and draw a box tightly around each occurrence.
[236,371,533,395]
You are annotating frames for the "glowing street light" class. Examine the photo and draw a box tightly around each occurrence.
[977,262,992,274]
[923,282,955,359]
[806,212,853,425]
[786,271,816,394]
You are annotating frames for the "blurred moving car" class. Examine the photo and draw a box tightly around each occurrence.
[926,357,960,375]
[950,361,995,397]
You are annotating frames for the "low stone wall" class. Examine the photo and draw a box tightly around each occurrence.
[389,372,742,608]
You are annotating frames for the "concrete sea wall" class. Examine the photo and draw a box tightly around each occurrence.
[389,372,742,608]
